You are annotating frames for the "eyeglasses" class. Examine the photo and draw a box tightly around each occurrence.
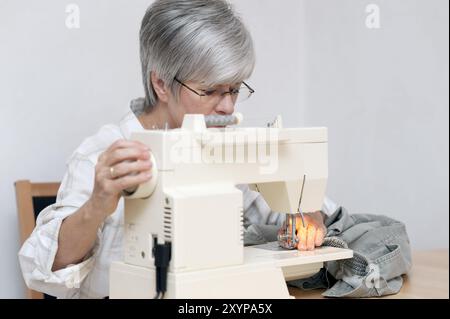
[174,78,255,106]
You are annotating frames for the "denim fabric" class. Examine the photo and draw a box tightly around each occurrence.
[244,207,412,298]
[290,207,412,297]
[244,224,280,246]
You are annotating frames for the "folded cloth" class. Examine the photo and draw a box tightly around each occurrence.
[244,207,412,298]
[289,207,412,297]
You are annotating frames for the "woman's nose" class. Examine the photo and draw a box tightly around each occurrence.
[214,94,235,115]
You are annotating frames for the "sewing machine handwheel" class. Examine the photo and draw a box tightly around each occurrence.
[122,152,158,199]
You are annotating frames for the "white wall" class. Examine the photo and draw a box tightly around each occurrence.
[0,0,447,298]
[0,0,304,298]
[300,0,449,250]
[0,0,149,298]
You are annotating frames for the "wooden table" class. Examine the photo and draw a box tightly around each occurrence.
[289,250,449,299]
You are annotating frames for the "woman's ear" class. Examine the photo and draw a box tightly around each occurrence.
[151,72,170,103]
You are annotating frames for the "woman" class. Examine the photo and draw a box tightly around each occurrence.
[19,0,335,298]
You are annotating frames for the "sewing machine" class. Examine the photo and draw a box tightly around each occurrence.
[109,114,353,299]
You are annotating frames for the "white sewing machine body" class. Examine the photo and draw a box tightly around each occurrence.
[109,115,352,299]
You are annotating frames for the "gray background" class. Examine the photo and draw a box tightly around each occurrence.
[0,0,448,298]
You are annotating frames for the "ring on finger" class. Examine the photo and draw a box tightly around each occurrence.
[110,166,117,179]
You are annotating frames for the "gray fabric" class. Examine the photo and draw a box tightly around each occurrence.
[130,98,146,117]
[237,184,286,229]
[244,224,280,246]
[244,207,412,298]
[289,207,412,298]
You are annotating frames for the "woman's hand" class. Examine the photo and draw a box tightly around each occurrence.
[89,140,153,219]
[296,211,327,251]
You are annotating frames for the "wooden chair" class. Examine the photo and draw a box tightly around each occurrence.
[15,180,61,299]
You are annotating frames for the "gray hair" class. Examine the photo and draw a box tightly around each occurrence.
[139,0,256,112]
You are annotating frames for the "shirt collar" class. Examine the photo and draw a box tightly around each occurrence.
[119,98,146,140]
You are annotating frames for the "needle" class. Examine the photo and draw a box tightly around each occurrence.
[297,175,307,228]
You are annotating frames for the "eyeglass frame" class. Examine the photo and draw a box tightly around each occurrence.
[174,77,255,100]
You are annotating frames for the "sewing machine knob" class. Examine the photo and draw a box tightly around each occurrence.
[122,152,158,199]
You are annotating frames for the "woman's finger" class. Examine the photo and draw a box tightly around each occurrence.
[109,160,152,180]
[106,148,150,166]
[112,170,153,193]
[306,225,316,251]
[297,225,308,251]
[315,227,325,247]
[108,140,149,152]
